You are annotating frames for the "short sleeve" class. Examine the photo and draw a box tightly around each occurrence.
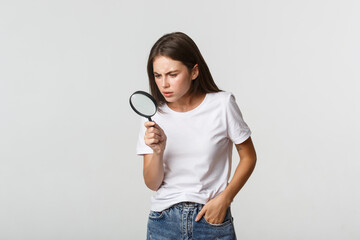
[226,93,252,144]
[136,118,153,155]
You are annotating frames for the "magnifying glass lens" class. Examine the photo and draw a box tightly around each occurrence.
[129,91,158,121]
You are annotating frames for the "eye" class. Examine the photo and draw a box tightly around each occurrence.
[154,74,161,79]
[170,74,177,78]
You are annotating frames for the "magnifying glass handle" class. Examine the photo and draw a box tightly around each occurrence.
[147,117,155,128]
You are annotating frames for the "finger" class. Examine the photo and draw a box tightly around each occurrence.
[149,138,160,144]
[154,126,166,139]
[144,121,156,128]
[147,127,162,138]
[195,207,206,222]
[147,127,165,141]
[145,132,161,141]
[147,127,161,135]
[145,138,159,145]
[148,133,157,139]
[145,131,162,142]
[157,125,164,135]
[145,123,166,141]
[148,133,163,142]
[153,123,164,132]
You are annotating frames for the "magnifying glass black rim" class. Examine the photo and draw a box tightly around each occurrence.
[129,90,158,119]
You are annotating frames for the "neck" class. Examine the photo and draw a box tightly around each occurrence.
[168,93,206,112]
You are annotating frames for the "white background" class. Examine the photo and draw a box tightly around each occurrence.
[1,0,359,239]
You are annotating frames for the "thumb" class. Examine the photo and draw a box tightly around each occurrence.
[195,206,206,222]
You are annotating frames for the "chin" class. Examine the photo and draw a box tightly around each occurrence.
[163,95,175,102]
[165,98,175,103]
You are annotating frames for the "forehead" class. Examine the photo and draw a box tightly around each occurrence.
[153,56,186,72]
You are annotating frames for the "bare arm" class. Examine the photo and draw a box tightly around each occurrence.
[143,153,164,191]
[142,121,167,191]
[195,136,257,223]
[222,136,257,203]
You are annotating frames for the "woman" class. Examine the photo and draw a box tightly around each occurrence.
[136,32,257,240]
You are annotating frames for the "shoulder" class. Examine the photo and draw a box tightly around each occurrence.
[207,91,235,105]
[208,91,233,99]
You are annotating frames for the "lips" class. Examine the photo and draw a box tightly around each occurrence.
[162,92,173,97]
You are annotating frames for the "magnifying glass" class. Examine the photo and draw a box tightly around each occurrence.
[129,91,158,121]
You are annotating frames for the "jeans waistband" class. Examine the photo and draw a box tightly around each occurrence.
[173,201,204,210]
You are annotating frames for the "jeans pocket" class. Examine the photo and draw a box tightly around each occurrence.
[202,208,233,227]
[203,216,232,227]
[149,210,165,220]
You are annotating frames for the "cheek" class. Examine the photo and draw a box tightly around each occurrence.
[154,78,162,88]
[174,76,192,88]
[180,79,192,92]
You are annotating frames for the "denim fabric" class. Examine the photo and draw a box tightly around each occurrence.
[147,202,236,240]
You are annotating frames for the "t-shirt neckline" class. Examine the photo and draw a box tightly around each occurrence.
[163,93,209,116]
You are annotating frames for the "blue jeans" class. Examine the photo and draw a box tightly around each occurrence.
[147,202,237,240]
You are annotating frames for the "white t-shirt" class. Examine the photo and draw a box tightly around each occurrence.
[136,91,251,211]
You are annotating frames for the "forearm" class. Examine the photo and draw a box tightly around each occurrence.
[195,155,256,223]
[222,156,256,204]
[143,152,165,191]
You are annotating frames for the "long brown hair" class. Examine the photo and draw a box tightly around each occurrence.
[147,32,221,106]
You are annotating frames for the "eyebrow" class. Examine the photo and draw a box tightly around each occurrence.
[153,70,179,75]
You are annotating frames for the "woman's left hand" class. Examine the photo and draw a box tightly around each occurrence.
[195,193,231,224]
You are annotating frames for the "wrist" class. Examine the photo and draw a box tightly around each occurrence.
[221,189,235,206]
[153,149,164,156]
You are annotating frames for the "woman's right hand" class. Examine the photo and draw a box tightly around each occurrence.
[144,121,167,154]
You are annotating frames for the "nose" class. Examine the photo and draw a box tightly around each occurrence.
[161,76,170,88]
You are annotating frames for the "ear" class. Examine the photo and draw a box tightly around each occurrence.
[191,64,199,80]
